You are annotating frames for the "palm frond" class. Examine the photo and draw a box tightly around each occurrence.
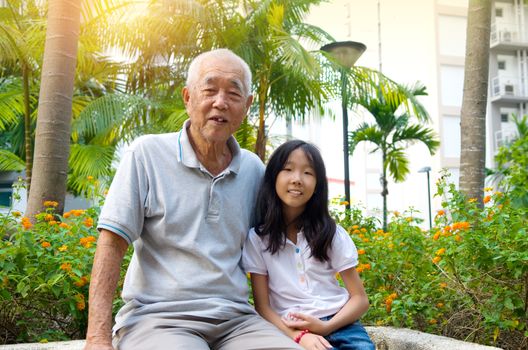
[386,148,410,182]
[0,149,24,171]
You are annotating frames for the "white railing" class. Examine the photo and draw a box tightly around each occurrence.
[490,22,520,45]
[491,75,521,97]
[495,128,519,150]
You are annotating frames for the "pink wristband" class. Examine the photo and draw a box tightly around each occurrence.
[294,329,310,343]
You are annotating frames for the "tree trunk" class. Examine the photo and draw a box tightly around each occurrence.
[381,150,388,231]
[26,0,81,218]
[22,63,32,193]
[255,77,269,161]
[459,0,491,204]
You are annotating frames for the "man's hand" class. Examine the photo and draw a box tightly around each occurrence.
[298,333,332,350]
[282,312,330,336]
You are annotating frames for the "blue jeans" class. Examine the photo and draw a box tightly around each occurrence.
[320,316,375,350]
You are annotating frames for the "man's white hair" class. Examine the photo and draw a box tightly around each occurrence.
[185,48,253,97]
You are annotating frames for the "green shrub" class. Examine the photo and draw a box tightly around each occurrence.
[332,172,527,349]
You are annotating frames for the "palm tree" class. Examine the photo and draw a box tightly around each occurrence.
[25,0,82,217]
[237,0,334,160]
[459,0,492,204]
[349,77,440,230]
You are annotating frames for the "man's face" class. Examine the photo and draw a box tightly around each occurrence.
[183,57,253,144]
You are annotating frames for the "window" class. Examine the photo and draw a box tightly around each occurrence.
[501,113,509,123]
[495,8,503,17]
[0,183,12,207]
[505,84,514,95]
[498,61,506,70]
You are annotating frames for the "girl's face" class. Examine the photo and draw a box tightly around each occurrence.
[275,148,317,222]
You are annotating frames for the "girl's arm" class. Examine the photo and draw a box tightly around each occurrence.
[251,273,332,349]
[282,267,369,336]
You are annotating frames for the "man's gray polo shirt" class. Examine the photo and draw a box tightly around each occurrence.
[97,122,265,332]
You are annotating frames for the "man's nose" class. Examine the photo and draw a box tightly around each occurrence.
[212,92,228,110]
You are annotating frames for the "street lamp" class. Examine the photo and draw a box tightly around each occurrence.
[418,166,432,229]
[321,41,366,210]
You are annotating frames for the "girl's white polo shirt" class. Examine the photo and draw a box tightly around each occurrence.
[242,225,358,319]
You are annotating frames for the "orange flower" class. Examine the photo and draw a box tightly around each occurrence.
[80,236,97,248]
[432,256,442,264]
[357,249,366,255]
[43,201,59,207]
[63,211,71,219]
[389,293,397,299]
[436,302,444,308]
[75,294,85,310]
[483,195,491,204]
[72,209,85,217]
[21,217,32,229]
[360,228,367,233]
[436,209,445,216]
[83,217,94,228]
[455,235,462,242]
[353,229,361,235]
[44,214,54,221]
[362,263,371,270]
[74,276,89,288]
[444,225,452,232]
[433,232,440,241]
[59,222,70,229]
[362,238,370,243]
[60,262,72,271]
[435,248,446,256]
[41,241,51,248]
[48,220,57,226]
[351,225,359,230]
[439,282,448,289]
[429,318,438,325]
[393,211,400,217]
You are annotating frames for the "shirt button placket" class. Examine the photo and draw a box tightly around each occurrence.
[295,247,308,290]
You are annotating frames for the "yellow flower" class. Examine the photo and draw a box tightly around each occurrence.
[455,235,462,242]
[60,262,72,271]
[48,220,57,226]
[468,198,477,203]
[41,241,51,248]
[43,201,58,207]
[405,217,412,222]
[58,245,68,252]
[12,211,21,218]
[87,175,94,181]
[393,211,400,217]
[44,214,54,221]
[360,228,367,233]
[436,302,444,308]
[484,187,493,192]
[435,248,446,256]
[351,225,359,230]
[429,318,438,325]
[432,256,442,264]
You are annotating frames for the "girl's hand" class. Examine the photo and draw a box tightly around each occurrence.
[298,333,332,350]
[282,312,330,335]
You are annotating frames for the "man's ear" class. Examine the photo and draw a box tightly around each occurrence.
[245,94,254,112]
[182,87,190,106]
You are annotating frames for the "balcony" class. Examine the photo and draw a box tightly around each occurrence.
[490,22,528,51]
[490,75,528,103]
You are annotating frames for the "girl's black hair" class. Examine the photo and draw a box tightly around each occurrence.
[255,139,336,262]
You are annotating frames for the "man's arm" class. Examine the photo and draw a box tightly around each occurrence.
[84,229,129,350]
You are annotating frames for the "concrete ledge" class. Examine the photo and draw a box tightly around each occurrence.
[0,327,503,349]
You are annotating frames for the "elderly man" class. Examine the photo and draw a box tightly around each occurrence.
[84,49,303,350]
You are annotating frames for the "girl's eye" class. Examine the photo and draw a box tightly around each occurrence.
[304,171,313,176]
[282,167,292,172]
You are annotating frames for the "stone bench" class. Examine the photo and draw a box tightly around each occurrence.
[0,327,503,349]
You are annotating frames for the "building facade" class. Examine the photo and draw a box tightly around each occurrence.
[272,0,522,222]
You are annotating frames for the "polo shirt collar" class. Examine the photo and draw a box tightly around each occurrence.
[177,120,242,175]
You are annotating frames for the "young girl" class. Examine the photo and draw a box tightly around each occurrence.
[242,140,375,350]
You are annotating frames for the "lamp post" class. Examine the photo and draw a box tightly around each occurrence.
[321,41,366,210]
[418,166,432,229]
